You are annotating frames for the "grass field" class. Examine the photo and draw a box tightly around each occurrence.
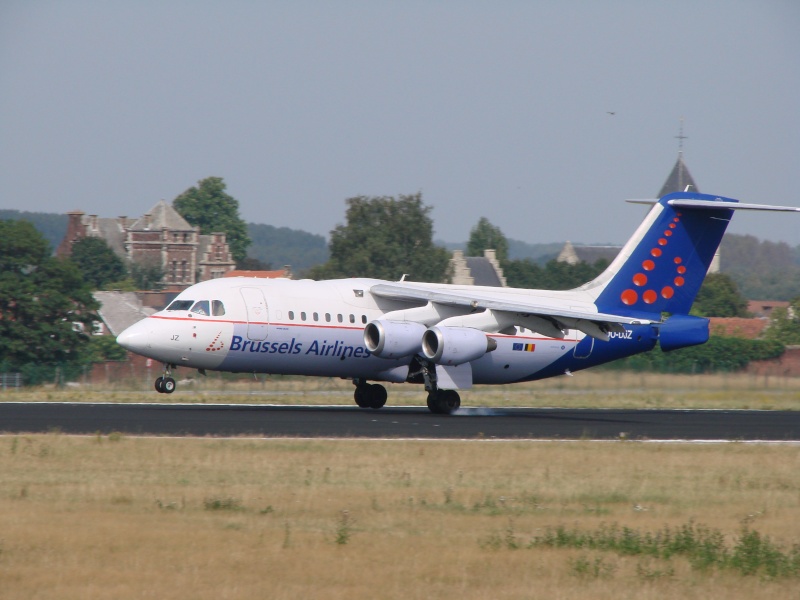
[1,435,800,599]
[2,374,799,598]
[3,370,799,410]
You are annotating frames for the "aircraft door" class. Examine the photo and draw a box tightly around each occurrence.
[572,329,594,359]
[240,287,269,341]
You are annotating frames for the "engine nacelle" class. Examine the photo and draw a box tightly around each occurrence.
[364,320,427,359]
[421,326,498,366]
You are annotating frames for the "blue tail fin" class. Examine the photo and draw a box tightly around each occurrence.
[586,192,735,317]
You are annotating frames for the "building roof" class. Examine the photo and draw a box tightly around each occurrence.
[129,200,194,231]
[747,300,790,319]
[93,291,156,337]
[464,257,504,287]
[658,153,699,197]
[557,241,620,266]
[224,269,291,279]
[708,317,769,340]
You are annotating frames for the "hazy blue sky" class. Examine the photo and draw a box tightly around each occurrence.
[2,1,798,245]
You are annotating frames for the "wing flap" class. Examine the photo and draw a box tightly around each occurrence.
[371,283,653,341]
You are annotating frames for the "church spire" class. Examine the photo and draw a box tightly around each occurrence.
[658,117,699,197]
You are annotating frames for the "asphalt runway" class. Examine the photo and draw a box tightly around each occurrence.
[1,403,799,441]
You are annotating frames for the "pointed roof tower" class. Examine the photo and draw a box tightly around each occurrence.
[658,118,699,197]
[129,200,194,231]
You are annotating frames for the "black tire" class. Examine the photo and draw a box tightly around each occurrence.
[426,390,460,414]
[162,377,176,394]
[441,389,461,414]
[354,386,371,408]
[368,384,387,409]
[155,377,165,393]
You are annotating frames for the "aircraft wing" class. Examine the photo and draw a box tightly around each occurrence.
[370,283,654,341]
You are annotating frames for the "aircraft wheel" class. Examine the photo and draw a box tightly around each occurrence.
[368,384,387,409]
[354,385,371,408]
[426,390,460,414]
[155,377,165,393]
[441,390,461,413]
[162,377,176,394]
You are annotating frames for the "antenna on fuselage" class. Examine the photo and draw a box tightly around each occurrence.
[399,274,409,282]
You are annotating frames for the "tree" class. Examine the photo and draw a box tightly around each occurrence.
[504,258,608,290]
[309,193,450,282]
[691,273,749,317]
[467,217,509,263]
[69,236,127,289]
[173,177,251,264]
[0,220,98,369]
[130,259,165,291]
[764,297,800,345]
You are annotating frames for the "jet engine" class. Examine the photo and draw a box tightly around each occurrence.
[421,326,498,366]
[364,320,427,359]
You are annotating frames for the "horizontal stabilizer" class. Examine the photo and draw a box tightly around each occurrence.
[628,198,800,212]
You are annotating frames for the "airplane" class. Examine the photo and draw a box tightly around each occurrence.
[116,191,800,414]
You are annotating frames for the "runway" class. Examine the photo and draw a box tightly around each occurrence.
[1,403,799,441]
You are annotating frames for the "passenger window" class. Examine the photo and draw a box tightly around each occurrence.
[361,315,367,324]
[167,300,194,311]
[301,312,307,321]
[190,300,210,316]
[288,311,295,320]
[349,314,355,324]
[211,300,225,316]
[325,313,331,322]
[313,312,319,322]
[337,314,343,323]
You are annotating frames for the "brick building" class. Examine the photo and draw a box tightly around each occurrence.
[57,200,236,291]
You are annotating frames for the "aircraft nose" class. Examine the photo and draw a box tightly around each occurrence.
[116,319,152,355]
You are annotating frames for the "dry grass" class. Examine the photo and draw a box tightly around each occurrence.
[1,435,800,598]
[4,370,800,410]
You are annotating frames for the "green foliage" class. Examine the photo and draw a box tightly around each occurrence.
[86,335,128,362]
[691,273,749,317]
[173,176,251,264]
[608,336,785,374]
[129,260,164,291]
[467,217,509,263]
[527,521,800,578]
[0,210,67,253]
[69,237,127,290]
[764,298,800,345]
[309,194,450,282]
[203,496,244,511]
[246,222,329,276]
[721,234,800,300]
[0,220,98,370]
[504,258,608,290]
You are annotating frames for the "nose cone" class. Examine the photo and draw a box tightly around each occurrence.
[116,319,153,356]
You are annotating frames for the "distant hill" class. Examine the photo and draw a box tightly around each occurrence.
[437,238,563,264]
[0,210,67,252]
[246,222,328,276]
[5,209,799,299]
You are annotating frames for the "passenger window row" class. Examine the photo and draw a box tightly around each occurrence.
[287,311,367,325]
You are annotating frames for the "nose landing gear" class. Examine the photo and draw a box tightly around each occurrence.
[155,364,177,394]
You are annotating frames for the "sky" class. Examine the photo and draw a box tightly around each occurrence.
[1,1,799,246]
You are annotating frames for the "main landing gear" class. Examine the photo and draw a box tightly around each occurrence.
[154,364,176,394]
[353,379,387,409]
[426,389,461,415]
[352,377,461,415]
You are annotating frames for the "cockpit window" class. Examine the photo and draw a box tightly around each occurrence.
[167,300,194,311]
[211,300,226,316]
[190,300,210,316]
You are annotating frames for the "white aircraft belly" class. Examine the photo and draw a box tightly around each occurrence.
[471,335,577,384]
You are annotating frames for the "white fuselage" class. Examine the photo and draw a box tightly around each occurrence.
[116,277,655,386]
